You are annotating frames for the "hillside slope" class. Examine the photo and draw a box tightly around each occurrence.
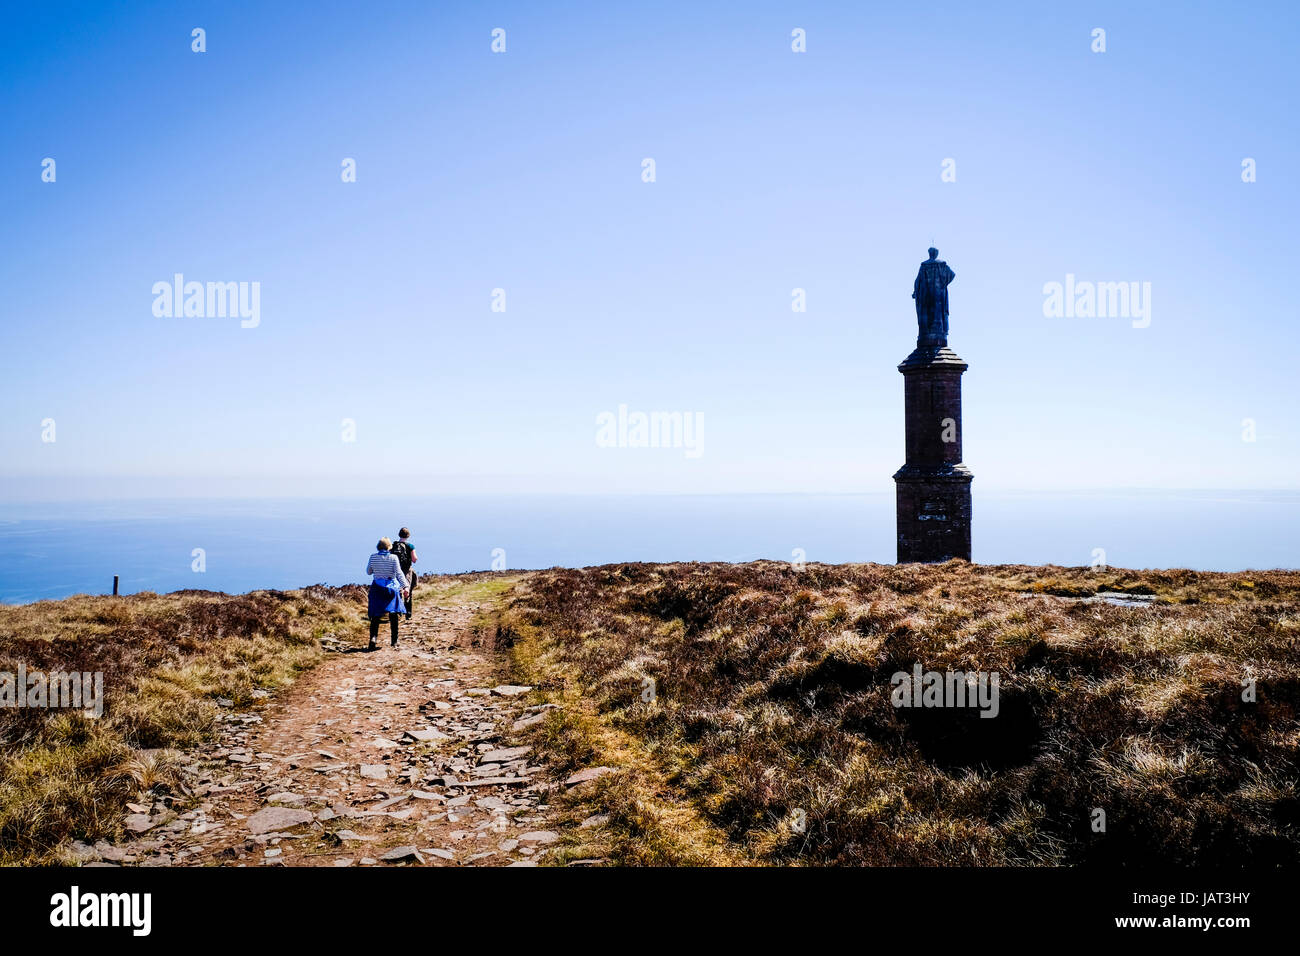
[501,560,1300,866]
[1,576,559,867]
[0,586,361,862]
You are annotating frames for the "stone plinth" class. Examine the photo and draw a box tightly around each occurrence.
[894,346,972,562]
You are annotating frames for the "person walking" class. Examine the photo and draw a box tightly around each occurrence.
[390,528,419,620]
[365,537,409,649]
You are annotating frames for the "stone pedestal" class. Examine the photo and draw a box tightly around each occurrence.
[893,346,972,562]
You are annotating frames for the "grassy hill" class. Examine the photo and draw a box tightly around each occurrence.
[4,561,1297,868]
[500,561,1300,866]
[0,586,364,863]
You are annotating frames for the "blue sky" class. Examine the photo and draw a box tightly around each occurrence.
[2,0,1297,498]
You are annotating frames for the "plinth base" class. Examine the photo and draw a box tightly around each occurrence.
[893,467,972,563]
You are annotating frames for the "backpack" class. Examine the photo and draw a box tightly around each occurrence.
[391,539,413,574]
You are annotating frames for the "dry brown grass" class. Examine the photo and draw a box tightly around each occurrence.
[0,586,365,864]
[500,560,1300,866]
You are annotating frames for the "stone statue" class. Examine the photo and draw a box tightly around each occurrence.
[912,247,955,348]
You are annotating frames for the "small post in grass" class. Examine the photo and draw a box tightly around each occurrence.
[112,575,119,596]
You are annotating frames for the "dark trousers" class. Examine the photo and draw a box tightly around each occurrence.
[405,572,416,616]
[369,614,399,646]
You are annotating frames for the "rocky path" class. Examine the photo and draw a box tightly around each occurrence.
[77,577,563,868]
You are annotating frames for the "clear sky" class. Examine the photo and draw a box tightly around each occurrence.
[2,0,1297,499]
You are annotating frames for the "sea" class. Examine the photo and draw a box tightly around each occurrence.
[1,491,1297,604]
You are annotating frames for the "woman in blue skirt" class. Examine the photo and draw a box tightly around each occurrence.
[365,537,409,650]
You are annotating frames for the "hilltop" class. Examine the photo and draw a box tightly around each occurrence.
[2,561,1298,867]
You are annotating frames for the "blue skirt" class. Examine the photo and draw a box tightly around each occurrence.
[368,577,406,617]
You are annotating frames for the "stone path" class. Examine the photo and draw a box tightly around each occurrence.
[74,578,563,868]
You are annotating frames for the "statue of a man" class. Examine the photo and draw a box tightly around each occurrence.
[912,247,955,347]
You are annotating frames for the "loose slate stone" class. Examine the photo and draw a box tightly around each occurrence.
[402,729,451,743]
[360,764,388,780]
[564,767,614,787]
[369,793,411,811]
[123,814,158,833]
[266,792,306,806]
[246,807,315,835]
[491,685,533,697]
[479,746,530,764]
[94,842,129,863]
[511,714,546,731]
[518,831,559,844]
[380,845,424,864]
